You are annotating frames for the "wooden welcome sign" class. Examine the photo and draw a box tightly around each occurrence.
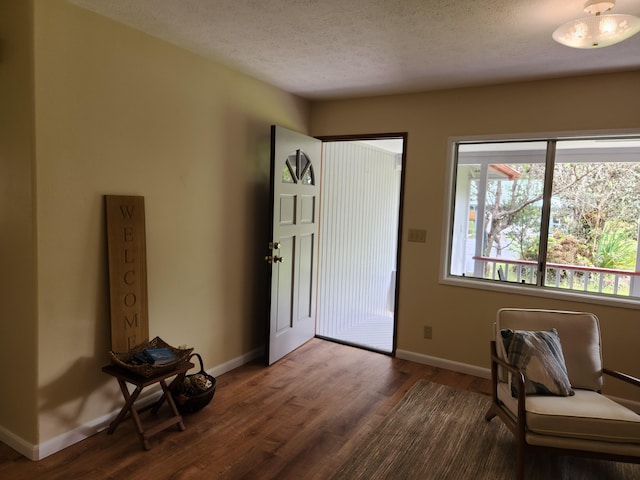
[105,195,149,352]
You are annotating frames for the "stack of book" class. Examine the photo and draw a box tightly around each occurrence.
[127,347,179,366]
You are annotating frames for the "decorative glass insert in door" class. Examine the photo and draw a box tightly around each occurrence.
[282,149,315,185]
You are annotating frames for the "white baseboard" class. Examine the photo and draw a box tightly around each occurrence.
[207,345,264,378]
[0,424,38,461]
[395,349,640,413]
[36,410,118,461]
[0,345,265,461]
[395,349,491,379]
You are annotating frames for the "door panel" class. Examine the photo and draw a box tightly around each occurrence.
[300,195,315,223]
[279,195,296,225]
[267,126,321,365]
[297,233,314,319]
[275,235,294,333]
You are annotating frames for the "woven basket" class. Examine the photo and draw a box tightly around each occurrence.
[109,336,193,378]
[170,353,216,414]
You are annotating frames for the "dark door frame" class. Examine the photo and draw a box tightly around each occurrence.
[314,132,408,356]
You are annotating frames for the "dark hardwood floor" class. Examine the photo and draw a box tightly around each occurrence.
[0,339,490,480]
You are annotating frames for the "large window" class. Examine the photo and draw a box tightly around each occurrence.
[445,134,640,302]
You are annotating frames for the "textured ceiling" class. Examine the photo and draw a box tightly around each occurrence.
[68,0,640,100]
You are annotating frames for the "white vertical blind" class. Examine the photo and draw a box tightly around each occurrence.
[316,141,401,342]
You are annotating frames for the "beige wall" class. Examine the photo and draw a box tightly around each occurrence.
[4,0,640,456]
[0,1,39,444]
[310,71,640,403]
[31,0,309,445]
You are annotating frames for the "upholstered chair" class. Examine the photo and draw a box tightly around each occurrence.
[485,308,640,479]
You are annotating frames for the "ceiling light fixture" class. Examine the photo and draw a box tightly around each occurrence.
[553,0,640,48]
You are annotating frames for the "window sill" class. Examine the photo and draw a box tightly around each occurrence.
[439,275,640,311]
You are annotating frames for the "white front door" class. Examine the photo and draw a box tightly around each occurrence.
[266,126,321,365]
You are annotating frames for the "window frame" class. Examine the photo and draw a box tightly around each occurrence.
[440,128,640,310]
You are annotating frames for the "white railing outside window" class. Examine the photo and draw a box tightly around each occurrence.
[474,256,640,297]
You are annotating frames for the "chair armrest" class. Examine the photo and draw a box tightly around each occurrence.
[489,341,527,439]
[491,341,525,392]
[603,368,640,388]
[490,347,525,388]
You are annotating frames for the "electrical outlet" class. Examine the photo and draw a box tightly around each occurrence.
[423,326,432,339]
[408,228,427,243]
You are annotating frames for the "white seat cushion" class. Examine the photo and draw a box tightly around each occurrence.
[498,383,640,444]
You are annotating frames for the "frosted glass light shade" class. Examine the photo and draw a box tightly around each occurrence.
[553,13,640,48]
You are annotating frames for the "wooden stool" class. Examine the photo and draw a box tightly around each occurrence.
[102,362,193,450]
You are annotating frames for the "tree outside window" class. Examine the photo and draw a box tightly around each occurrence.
[448,137,640,299]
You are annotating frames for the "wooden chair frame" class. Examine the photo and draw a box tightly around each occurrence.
[485,340,640,480]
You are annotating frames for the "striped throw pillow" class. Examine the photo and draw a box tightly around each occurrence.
[501,328,574,397]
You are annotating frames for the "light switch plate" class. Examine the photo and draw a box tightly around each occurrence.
[408,228,427,242]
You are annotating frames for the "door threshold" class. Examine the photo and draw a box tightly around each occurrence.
[314,335,393,356]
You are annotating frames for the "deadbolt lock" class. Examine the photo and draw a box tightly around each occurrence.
[264,255,284,264]
[268,241,281,250]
